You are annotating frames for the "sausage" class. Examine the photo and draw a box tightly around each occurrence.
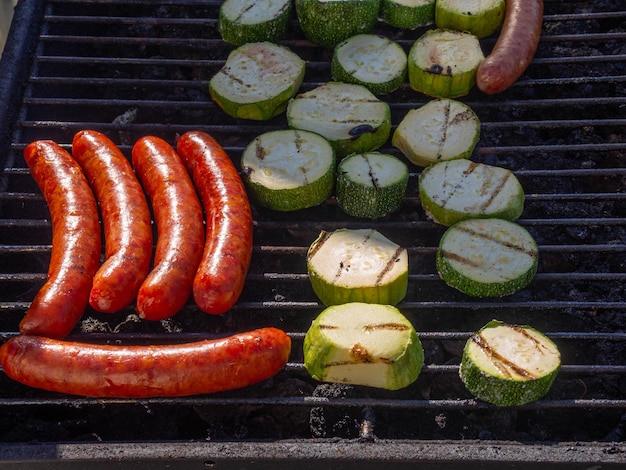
[72,130,153,313]
[131,136,204,320]
[176,131,253,315]
[476,0,544,94]
[0,328,291,397]
[19,140,102,338]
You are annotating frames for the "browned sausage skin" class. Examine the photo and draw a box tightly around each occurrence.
[0,328,291,397]
[19,140,102,338]
[476,0,544,94]
[176,131,253,315]
[72,130,153,313]
[131,136,204,321]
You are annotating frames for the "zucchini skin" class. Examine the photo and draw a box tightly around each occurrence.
[459,320,561,406]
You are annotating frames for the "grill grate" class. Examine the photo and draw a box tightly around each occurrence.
[0,0,626,465]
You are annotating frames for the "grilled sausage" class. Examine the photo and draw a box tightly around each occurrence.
[176,131,253,315]
[20,140,102,338]
[0,328,291,397]
[72,130,153,313]
[476,0,544,94]
[131,136,204,320]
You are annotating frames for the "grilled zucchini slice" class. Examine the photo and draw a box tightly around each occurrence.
[407,28,484,98]
[331,34,408,95]
[460,320,561,406]
[209,42,305,120]
[436,218,538,297]
[392,98,480,167]
[287,82,391,158]
[419,159,525,226]
[435,0,505,39]
[336,152,408,219]
[307,228,408,306]
[304,302,424,390]
[218,0,292,46]
[241,129,336,211]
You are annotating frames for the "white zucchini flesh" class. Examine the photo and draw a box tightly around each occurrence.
[303,302,424,390]
[307,228,409,306]
[240,129,336,211]
[331,34,407,95]
[219,0,292,45]
[392,98,480,167]
[287,82,391,158]
[418,159,525,226]
[436,218,538,297]
[209,42,305,120]
[460,320,561,406]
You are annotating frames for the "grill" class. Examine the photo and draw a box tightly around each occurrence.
[1,0,626,467]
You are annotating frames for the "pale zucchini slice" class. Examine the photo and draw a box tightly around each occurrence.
[331,34,408,95]
[241,129,336,211]
[295,0,381,48]
[407,28,485,98]
[218,0,292,46]
[287,82,391,158]
[419,159,525,227]
[304,302,424,390]
[307,228,408,306]
[435,0,505,39]
[209,42,305,121]
[380,0,435,30]
[336,152,408,219]
[392,98,480,167]
[460,320,561,406]
[436,218,539,297]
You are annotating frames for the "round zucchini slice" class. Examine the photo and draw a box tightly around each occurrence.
[287,82,391,158]
[295,0,381,48]
[380,0,435,30]
[218,0,293,46]
[307,228,409,306]
[407,28,485,98]
[331,34,408,95]
[209,42,305,121]
[436,218,539,297]
[336,152,408,219]
[304,302,424,390]
[435,0,505,39]
[392,98,480,167]
[419,159,525,226]
[241,129,336,211]
[460,320,561,406]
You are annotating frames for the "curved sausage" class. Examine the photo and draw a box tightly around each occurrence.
[476,0,544,95]
[0,328,291,397]
[72,130,153,313]
[131,136,204,320]
[176,131,253,315]
[20,140,102,338]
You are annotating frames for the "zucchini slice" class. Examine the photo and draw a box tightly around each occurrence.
[392,98,480,167]
[435,0,505,39]
[336,152,408,219]
[436,218,539,297]
[380,0,435,30]
[460,320,561,406]
[295,0,381,48]
[407,28,485,98]
[331,34,408,95]
[287,82,391,158]
[218,0,293,46]
[307,228,409,306]
[304,302,424,390]
[209,42,305,121]
[419,159,525,227]
[241,129,336,211]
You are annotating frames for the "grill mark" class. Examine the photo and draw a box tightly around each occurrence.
[364,154,380,190]
[307,230,332,261]
[450,224,538,258]
[363,322,410,332]
[232,3,255,23]
[438,161,479,209]
[436,100,451,161]
[477,171,513,212]
[376,246,405,284]
[441,249,482,268]
[332,229,375,282]
[471,333,538,379]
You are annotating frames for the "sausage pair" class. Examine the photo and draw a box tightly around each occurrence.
[20,130,253,337]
